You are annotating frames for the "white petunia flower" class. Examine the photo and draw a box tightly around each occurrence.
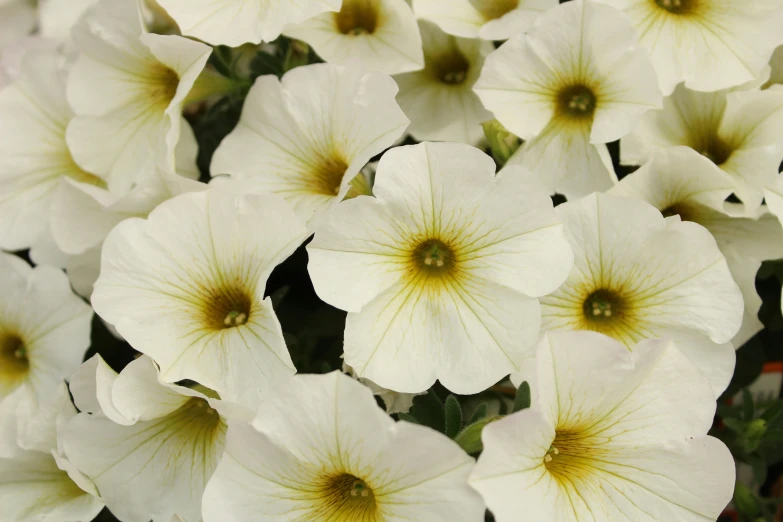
[0,383,104,522]
[474,0,661,199]
[50,161,206,297]
[610,147,783,348]
[61,355,232,522]
[66,0,210,194]
[211,63,409,227]
[0,48,107,253]
[0,253,92,442]
[283,0,424,75]
[394,20,493,145]
[621,83,783,215]
[38,0,179,41]
[155,0,341,46]
[413,0,557,41]
[540,192,743,395]
[471,331,735,522]
[91,186,308,408]
[202,371,484,522]
[593,0,783,95]
[307,142,573,394]
[38,0,97,40]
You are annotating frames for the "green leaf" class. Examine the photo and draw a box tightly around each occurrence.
[410,390,445,433]
[397,412,418,424]
[743,419,768,453]
[209,46,234,78]
[513,381,531,413]
[761,400,783,428]
[742,388,755,421]
[444,395,463,439]
[733,483,762,518]
[723,417,745,434]
[454,416,497,455]
[716,402,739,420]
[468,403,489,425]
[748,454,768,485]
[249,52,284,79]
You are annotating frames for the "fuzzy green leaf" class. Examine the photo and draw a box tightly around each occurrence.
[468,403,489,425]
[445,395,463,439]
[513,381,531,413]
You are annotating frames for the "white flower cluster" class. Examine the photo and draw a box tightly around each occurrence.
[1,0,783,520]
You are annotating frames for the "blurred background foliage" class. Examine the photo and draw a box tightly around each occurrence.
[56,37,783,522]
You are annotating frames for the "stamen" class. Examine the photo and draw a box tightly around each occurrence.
[583,289,624,325]
[558,85,597,120]
[413,239,455,276]
[224,310,248,327]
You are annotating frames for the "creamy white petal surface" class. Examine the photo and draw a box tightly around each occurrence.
[308,142,572,393]
[66,0,211,194]
[0,384,104,522]
[0,48,107,252]
[0,0,35,52]
[474,0,661,198]
[50,161,206,296]
[156,0,341,46]
[394,20,493,145]
[202,371,483,522]
[622,84,783,214]
[610,147,783,348]
[38,0,98,40]
[284,0,424,75]
[473,331,735,522]
[0,253,92,436]
[593,0,783,94]
[92,187,308,408]
[61,355,229,522]
[540,192,743,395]
[414,0,557,40]
[212,63,409,227]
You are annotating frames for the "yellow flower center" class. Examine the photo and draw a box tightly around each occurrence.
[557,85,597,121]
[0,333,29,393]
[661,201,696,221]
[430,43,471,86]
[470,0,520,21]
[148,64,180,109]
[335,0,379,35]
[313,473,380,521]
[199,283,254,331]
[313,155,350,196]
[412,239,456,277]
[544,427,606,484]
[654,0,697,15]
[696,134,734,166]
[582,289,626,327]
